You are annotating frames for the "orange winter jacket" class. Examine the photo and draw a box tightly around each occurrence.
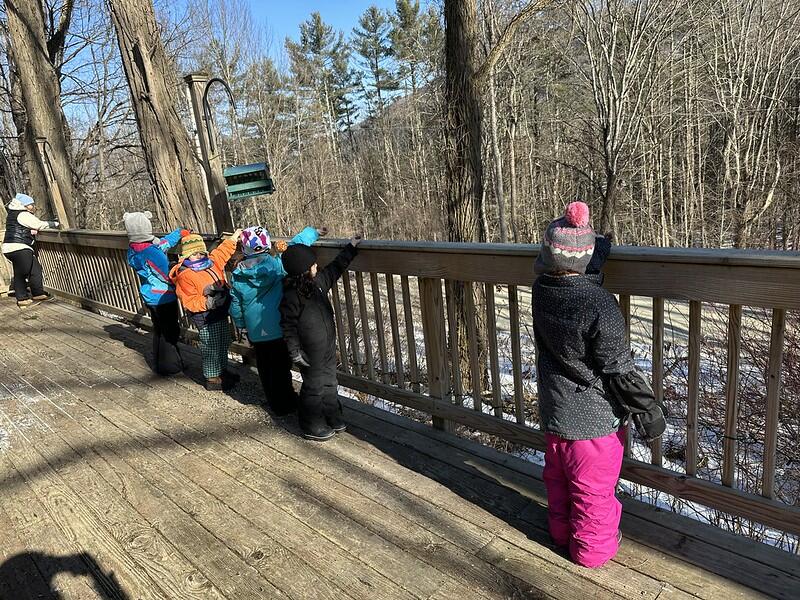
[169,239,237,324]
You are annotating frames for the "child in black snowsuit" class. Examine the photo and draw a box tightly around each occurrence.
[279,234,362,440]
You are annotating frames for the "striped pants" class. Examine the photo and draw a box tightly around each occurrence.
[197,319,231,379]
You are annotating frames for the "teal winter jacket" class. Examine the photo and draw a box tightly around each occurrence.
[229,227,319,343]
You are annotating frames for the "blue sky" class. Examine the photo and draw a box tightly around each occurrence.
[256,0,399,55]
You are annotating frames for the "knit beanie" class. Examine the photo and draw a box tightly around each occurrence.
[123,211,155,243]
[534,202,596,275]
[179,233,208,259]
[14,192,34,207]
[281,244,317,277]
[240,226,271,256]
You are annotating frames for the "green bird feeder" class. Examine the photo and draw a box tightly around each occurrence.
[223,162,275,201]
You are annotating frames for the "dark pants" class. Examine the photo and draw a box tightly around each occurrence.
[148,302,183,375]
[253,338,299,415]
[298,343,342,432]
[5,250,44,300]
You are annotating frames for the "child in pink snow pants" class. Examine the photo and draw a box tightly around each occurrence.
[532,202,633,568]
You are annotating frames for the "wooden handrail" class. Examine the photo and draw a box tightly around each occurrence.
[35,229,800,540]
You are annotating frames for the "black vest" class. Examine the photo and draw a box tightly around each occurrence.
[4,209,35,247]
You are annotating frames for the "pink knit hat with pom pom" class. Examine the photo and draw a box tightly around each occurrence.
[534,202,596,275]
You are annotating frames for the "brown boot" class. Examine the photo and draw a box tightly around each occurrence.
[17,298,33,308]
[205,377,223,391]
[31,293,53,302]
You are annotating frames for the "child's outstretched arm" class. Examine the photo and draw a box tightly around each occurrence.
[209,230,241,270]
[157,228,190,253]
[315,234,362,293]
[289,226,322,247]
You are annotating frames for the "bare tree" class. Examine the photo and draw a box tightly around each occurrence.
[4,0,81,224]
[106,0,212,231]
[571,0,679,234]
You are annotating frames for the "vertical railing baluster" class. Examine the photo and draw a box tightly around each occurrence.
[722,304,742,488]
[686,300,702,476]
[386,274,405,389]
[370,272,389,383]
[420,277,450,431]
[619,294,632,457]
[330,282,350,374]
[463,282,482,413]
[508,285,525,425]
[356,272,375,380]
[651,297,665,467]
[762,308,786,499]
[444,280,463,406]
[342,271,362,377]
[401,275,420,393]
[485,282,502,418]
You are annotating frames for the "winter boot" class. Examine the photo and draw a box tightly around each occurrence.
[205,377,223,391]
[31,293,53,302]
[301,420,335,441]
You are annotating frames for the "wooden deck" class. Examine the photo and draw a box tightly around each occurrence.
[0,299,797,600]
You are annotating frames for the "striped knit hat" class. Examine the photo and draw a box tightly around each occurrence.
[179,233,208,259]
[534,202,596,275]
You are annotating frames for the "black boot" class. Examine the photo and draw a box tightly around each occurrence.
[323,394,346,433]
[302,420,335,441]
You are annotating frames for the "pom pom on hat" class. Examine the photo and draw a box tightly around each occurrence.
[564,202,590,227]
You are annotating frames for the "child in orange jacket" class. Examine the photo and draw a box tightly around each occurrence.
[170,230,241,390]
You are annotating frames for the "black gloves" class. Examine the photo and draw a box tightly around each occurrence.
[291,351,311,368]
[608,369,668,442]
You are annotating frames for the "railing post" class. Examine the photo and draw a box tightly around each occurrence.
[419,277,452,432]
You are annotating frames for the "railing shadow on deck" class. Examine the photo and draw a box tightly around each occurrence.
[35,230,800,552]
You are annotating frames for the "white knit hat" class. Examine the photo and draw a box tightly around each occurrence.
[123,211,154,243]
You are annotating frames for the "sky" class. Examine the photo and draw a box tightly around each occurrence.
[250,0,406,60]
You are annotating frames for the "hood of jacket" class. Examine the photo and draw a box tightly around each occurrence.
[7,198,29,211]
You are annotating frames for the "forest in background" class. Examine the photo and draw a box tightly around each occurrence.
[1,0,799,249]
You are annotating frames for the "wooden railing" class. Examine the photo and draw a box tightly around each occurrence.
[36,230,800,539]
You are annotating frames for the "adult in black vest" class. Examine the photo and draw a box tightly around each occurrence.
[2,193,59,307]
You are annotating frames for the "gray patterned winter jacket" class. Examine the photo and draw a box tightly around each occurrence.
[532,273,634,440]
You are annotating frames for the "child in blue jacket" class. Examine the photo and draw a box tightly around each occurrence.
[124,211,187,375]
[230,225,322,414]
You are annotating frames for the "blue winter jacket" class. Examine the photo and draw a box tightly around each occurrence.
[229,227,319,343]
[127,229,183,306]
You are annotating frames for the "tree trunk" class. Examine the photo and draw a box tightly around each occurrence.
[106,0,212,231]
[600,168,618,234]
[5,0,79,225]
[444,0,483,245]
[444,0,487,399]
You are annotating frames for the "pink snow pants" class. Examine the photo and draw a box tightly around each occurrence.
[543,428,625,568]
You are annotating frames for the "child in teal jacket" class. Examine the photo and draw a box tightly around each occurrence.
[230,225,322,414]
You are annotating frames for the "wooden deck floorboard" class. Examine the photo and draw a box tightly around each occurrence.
[0,298,796,600]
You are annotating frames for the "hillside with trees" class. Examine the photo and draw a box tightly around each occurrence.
[1,0,798,249]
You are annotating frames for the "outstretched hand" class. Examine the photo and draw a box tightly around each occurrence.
[350,233,363,247]
[317,227,329,237]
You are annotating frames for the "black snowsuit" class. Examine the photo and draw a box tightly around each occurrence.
[279,244,357,432]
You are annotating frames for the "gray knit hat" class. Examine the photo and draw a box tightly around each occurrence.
[534,202,596,275]
[123,211,154,243]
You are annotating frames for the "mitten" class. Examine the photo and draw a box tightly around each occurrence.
[291,351,311,368]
